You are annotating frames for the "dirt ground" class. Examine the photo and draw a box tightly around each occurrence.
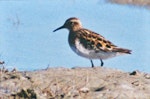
[0,67,150,99]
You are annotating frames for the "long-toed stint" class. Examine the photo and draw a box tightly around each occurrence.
[53,17,131,67]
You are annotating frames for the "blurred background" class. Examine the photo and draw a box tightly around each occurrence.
[0,0,150,72]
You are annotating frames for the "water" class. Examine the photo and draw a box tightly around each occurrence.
[0,0,150,72]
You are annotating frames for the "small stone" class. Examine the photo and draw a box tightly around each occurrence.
[129,70,140,76]
[79,87,89,93]
[130,71,137,75]
[131,81,139,86]
[144,74,150,79]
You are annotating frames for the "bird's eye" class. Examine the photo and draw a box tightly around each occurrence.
[70,22,74,25]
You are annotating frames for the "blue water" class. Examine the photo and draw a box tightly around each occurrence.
[0,0,150,72]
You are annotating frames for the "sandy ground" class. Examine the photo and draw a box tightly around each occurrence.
[0,67,150,99]
[108,0,150,7]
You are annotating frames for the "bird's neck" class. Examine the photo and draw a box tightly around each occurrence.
[68,31,77,47]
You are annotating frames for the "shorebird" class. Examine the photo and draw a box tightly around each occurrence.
[53,17,131,67]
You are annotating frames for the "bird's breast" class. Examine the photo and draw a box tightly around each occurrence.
[68,35,97,59]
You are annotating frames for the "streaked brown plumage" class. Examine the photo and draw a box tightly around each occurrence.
[53,17,131,67]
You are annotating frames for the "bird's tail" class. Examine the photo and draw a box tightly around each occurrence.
[113,47,132,54]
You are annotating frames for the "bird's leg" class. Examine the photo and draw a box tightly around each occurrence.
[100,59,104,67]
[90,60,94,68]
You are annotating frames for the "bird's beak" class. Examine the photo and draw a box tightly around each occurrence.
[53,25,65,32]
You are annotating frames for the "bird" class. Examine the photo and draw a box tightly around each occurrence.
[53,17,131,67]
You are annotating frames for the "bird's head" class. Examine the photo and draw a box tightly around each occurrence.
[53,17,82,32]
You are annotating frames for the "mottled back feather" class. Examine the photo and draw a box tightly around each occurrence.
[73,29,131,54]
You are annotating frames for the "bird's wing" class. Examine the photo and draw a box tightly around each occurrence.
[77,29,131,54]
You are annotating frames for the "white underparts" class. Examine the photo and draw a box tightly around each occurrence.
[70,39,124,60]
